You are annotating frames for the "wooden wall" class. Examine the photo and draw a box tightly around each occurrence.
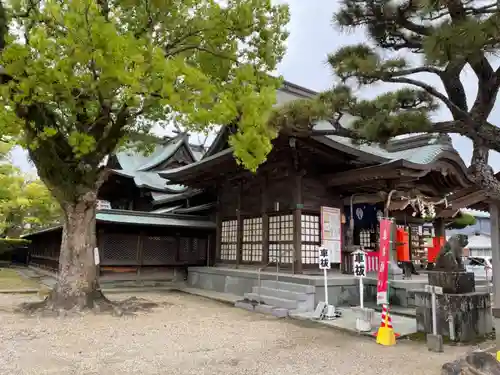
[302,175,343,212]
[27,223,215,272]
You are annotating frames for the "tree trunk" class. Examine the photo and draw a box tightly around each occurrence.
[45,191,107,310]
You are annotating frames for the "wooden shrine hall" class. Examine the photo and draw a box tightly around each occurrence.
[160,82,475,275]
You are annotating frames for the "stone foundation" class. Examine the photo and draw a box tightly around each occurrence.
[415,271,492,342]
[427,271,475,294]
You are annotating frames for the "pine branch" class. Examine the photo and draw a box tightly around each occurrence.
[381,75,470,119]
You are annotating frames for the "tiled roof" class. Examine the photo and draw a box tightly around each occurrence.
[22,209,215,237]
[116,136,197,172]
[111,135,202,192]
[312,120,461,166]
[150,189,203,205]
[173,202,216,214]
[112,169,187,192]
[96,209,215,229]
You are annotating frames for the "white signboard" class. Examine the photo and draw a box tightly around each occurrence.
[352,250,366,278]
[321,207,342,263]
[96,200,111,210]
[318,246,331,270]
[94,247,100,266]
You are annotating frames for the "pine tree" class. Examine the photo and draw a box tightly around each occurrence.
[271,0,500,196]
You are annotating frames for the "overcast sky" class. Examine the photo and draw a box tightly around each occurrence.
[11,0,500,174]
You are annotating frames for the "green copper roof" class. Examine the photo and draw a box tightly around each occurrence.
[96,209,215,229]
[173,202,216,214]
[150,189,203,205]
[112,169,186,192]
[23,209,215,237]
[150,205,183,214]
[116,137,195,172]
[312,120,463,167]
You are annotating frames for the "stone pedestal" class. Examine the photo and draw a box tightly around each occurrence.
[415,271,492,342]
[352,307,374,332]
[428,271,475,294]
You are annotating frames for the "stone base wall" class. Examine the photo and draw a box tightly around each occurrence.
[187,267,427,309]
[415,290,493,342]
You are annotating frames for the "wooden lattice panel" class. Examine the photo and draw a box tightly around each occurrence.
[192,238,207,261]
[100,233,138,265]
[220,220,237,260]
[300,214,320,264]
[242,217,263,263]
[301,243,318,264]
[269,214,293,242]
[142,236,177,265]
[268,214,294,264]
[301,214,320,242]
[269,243,294,264]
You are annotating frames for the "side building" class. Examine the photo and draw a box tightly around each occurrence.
[25,134,216,278]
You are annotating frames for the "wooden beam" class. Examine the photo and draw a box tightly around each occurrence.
[261,173,269,264]
[327,168,399,187]
[215,182,222,263]
[236,182,243,267]
[448,190,485,209]
[293,172,303,274]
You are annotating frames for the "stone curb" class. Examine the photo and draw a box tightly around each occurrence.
[0,287,176,295]
[173,288,239,307]
[0,289,41,294]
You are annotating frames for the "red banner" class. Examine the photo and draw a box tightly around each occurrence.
[377,218,391,305]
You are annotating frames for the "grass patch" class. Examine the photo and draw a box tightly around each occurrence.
[0,268,42,290]
[407,331,495,346]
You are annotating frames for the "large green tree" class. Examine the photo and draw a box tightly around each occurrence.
[0,143,60,241]
[271,0,500,196]
[0,0,289,311]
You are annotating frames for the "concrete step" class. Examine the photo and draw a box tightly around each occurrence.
[251,286,309,301]
[244,292,298,310]
[260,280,315,294]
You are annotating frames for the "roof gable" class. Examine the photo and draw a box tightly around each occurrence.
[204,81,315,158]
[115,135,198,173]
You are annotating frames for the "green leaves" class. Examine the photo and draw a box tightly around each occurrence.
[0,150,61,237]
[0,0,289,201]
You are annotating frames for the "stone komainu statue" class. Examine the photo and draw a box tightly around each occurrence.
[434,234,469,271]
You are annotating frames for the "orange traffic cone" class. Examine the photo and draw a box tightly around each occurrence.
[373,304,399,346]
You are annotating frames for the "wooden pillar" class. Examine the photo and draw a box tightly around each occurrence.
[236,181,243,267]
[489,201,500,355]
[261,174,269,264]
[433,218,446,238]
[215,184,222,263]
[293,172,303,274]
[136,231,144,277]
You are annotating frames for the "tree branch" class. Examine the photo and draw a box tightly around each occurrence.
[382,75,470,119]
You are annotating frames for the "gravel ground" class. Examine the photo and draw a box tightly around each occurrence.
[0,292,472,375]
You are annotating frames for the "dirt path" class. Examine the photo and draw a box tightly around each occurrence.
[0,292,472,375]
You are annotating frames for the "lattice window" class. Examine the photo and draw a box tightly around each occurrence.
[301,243,318,264]
[100,233,138,265]
[269,214,293,242]
[242,217,263,263]
[142,236,177,265]
[269,243,294,264]
[268,214,294,264]
[192,238,207,260]
[300,214,320,243]
[300,214,320,264]
[220,220,238,261]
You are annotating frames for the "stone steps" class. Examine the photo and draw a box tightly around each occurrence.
[260,280,315,294]
[244,292,301,310]
[251,286,309,301]
[236,280,316,317]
